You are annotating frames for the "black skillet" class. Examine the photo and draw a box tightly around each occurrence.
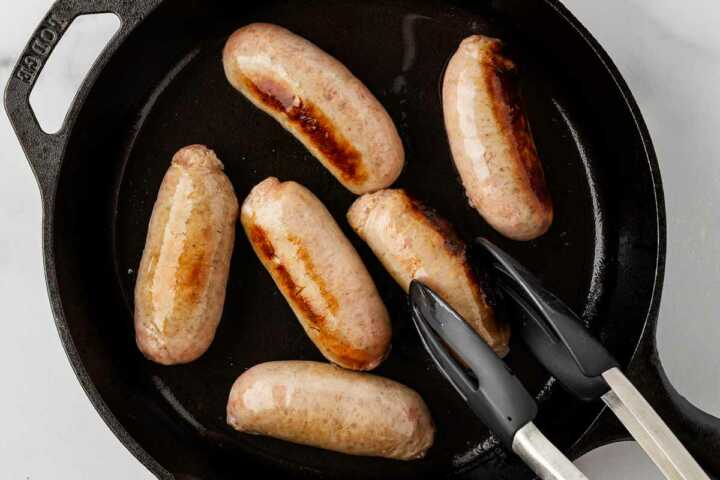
[5,0,720,478]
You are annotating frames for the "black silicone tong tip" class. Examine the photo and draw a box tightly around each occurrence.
[410,280,537,447]
[474,238,619,400]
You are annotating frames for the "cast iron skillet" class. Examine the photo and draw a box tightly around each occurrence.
[5,0,720,478]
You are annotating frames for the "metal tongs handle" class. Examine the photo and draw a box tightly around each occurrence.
[602,368,711,480]
[474,238,710,480]
[410,281,588,480]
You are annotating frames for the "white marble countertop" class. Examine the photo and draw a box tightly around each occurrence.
[1,1,718,478]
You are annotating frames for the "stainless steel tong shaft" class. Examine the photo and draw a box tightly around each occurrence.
[602,368,710,480]
[512,422,589,480]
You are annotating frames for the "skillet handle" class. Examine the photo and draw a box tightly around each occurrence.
[570,336,720,475]
[626,344,720,475]
[3,0,158,199]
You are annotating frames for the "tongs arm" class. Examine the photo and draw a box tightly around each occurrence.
[410,280,536,447]
[474,238,711,480]
[475,237,618,400]
[410,280,588,480]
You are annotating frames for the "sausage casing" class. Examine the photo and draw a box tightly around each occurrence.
[241,178,391,370]
[134,145,239,365]
[223,23,404,194]
[442,35,553,241]
[348,189,510,356]
[227,361,434,460]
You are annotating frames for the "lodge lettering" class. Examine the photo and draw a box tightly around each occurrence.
[14,13,68,84]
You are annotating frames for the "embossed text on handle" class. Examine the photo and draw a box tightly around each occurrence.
[15,13,69,84]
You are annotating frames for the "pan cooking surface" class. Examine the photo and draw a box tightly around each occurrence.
[60,0,631,477]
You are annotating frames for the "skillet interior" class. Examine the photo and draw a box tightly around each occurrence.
[51,0,661,478]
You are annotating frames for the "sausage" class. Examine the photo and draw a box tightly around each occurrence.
[223,23,404,194]
[227,361,434,460]
[442,35,553,241]
[134,145,239,365]
[348,189,510,356]
[241,178,391,370]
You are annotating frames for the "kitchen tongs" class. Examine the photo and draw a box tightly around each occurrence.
[410,238,709,480]
[474,237,709,480]
[410,281,588,480]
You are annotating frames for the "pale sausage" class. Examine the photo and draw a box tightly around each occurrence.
[227,361,434,460]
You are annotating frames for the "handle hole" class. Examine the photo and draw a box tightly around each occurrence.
[29,13,120,134]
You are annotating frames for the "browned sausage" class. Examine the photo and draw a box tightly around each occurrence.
[227,361,435,460]
[223,23,404,194]
[134,145,239,365]
[348,189,510,356]
[442,35,553,241]
[241,178,391,370]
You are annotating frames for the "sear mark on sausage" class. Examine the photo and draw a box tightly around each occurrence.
[248,224,378,370]
[251,75,297,110]
[483,44,552,209]
[404,192,466,258]
[166,186,214,336]
[402,191,502,341]
[244,77,368,185]
[312,330,380,371]
[248,224,327,327]
[288,234,339,315]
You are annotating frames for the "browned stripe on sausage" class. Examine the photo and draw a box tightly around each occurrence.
[287,234,339,315]
[249,223,277,259]
[402,190,509,353]
[248,225,377,369]
[310,330,382,371]
[251,76,297,110]
[168,185,214,336]
[462,261,510,353]
[243,77,367,185]
[404,192,465,258]
[247,225,326,326]
[484,43,552,209]
[404,191,490,312]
